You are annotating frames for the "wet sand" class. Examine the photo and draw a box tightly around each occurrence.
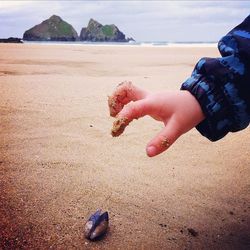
[0,43,249,249]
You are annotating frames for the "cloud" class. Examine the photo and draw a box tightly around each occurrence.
[0,1,30,10]
[0,1,249,41]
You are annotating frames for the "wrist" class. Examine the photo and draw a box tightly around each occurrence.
[179,90,205,131]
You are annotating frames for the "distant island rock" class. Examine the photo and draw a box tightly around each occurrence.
[0,37,23,43]
[22,15,134,43]
[23,15,78,41]
[80,18,134,42]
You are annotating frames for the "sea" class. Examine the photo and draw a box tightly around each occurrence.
[23,41,217,47]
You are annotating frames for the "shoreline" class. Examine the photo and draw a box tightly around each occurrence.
[20,41,218,48]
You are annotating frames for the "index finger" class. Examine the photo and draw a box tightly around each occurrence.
[111,99,150,137]
[108,81,148,117]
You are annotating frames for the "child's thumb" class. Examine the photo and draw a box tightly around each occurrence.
[146,119,181,157]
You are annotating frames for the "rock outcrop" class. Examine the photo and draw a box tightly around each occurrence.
[23,15,78,41]
[80,19,133,42]
[0,37,23,43]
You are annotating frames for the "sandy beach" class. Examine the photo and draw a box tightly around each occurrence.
[0,43,249,249]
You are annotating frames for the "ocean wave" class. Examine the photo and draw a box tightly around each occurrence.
[23,41,217,47]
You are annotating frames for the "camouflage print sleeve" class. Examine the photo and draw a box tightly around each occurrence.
[181,15,250,141]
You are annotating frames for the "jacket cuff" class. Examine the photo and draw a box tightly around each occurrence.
[181,75,232,141]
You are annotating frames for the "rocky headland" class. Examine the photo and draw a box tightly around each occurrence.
[80,18,134,42]
[23,15,78,41]
[23,15,134,42]
[0,37,23,43]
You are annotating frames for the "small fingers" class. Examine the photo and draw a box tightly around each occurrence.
[146,119,182,157]
[108,81,148,117]
[118,99,150,121]
[111,99,150,137]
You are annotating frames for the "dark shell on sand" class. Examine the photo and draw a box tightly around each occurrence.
[84,209,109,240]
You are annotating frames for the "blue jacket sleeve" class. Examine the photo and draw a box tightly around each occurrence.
[181,15,250,141]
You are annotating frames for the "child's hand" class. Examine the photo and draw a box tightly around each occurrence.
[108,81,205,157]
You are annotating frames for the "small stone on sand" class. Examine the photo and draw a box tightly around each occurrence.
[188,228,199,237]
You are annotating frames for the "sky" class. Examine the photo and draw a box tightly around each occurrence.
[0,1,249,42]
